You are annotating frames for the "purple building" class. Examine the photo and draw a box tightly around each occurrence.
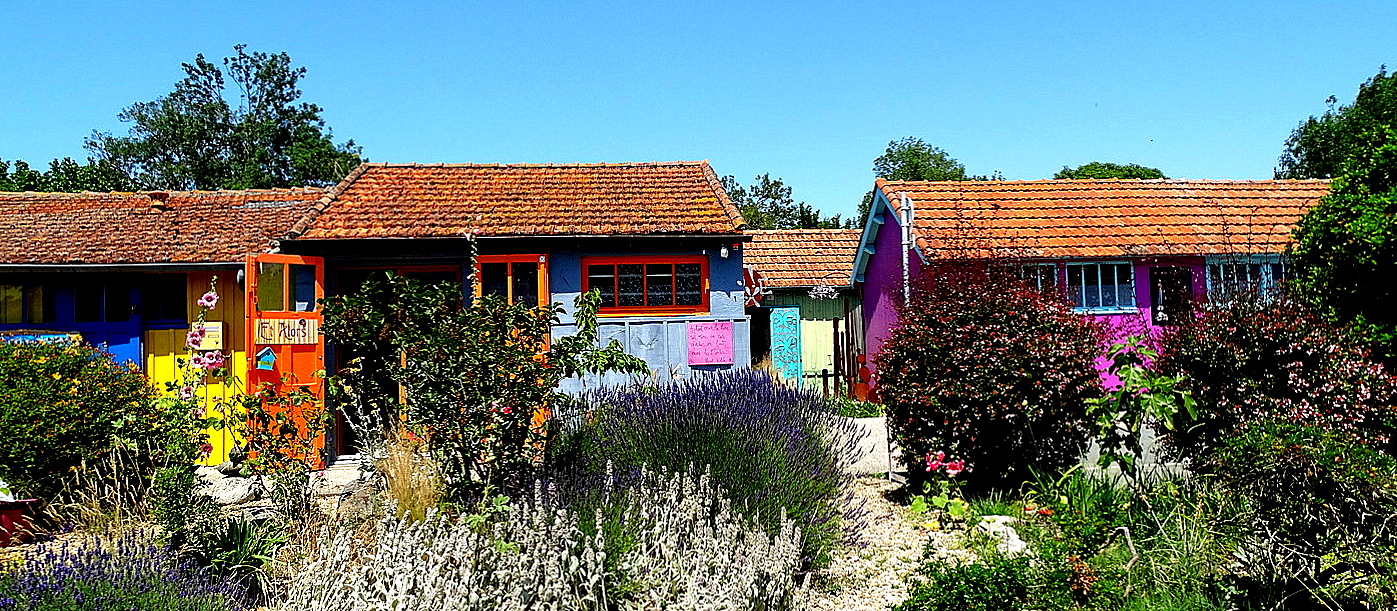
[852,178,1329,394]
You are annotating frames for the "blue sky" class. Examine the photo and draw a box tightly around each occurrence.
[1,1,1393,218]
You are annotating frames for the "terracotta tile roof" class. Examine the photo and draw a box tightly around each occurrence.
[0,188,325,264]
[877,178,1330,259]
[293,161,744,239]
[744,229,862,287]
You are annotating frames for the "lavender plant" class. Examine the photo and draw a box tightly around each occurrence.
[0,528,247,610]
[553,368,864,568]
[274,466,802,610]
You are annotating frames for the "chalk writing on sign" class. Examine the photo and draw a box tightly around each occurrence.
[687,321,734,366]
[255,318,318,345]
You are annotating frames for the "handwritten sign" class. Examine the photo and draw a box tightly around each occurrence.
[255,318,318,345]
[687,321,734,366]
[192,322,223,350]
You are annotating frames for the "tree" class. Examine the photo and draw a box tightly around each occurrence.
[1277,66,1397,179]
[0,157,132,192]
[1054,161,1166,180]
[860,137,996,220]
[720,173,852,229]
[1289,126,1397,361]
[87,45,362,191]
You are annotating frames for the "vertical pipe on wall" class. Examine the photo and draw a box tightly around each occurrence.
[899,193,914,306]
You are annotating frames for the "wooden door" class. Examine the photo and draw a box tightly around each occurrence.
[245,254,326,468]
[769,305,803,385]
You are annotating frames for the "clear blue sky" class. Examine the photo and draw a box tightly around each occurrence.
[2,0,1393,218]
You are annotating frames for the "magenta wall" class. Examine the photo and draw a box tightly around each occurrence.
[860,210,914,387]
[860,242,1211,395]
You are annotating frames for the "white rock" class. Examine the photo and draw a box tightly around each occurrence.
[975,515,1030,558]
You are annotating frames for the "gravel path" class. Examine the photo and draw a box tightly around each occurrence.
[794,477,977,611]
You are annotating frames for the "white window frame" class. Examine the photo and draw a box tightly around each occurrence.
[1066,262,1138,313]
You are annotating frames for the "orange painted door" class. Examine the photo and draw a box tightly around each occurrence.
[244,254,326,468]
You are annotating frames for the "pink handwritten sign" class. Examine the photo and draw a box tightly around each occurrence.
[687,321,734,365]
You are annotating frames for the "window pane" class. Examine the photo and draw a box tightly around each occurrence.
[105,283,130,322]
[480,263,508,299]
[587,265,616,306]
[1067,266,1084,308]
[1115,264,1134,307]
[0,285,19,324]
[257,262,286,311]
[676,263,703,306]
[26,285,54,324]
[618,264,644,307]
[512,262,539,307]
[74,283,101,322]
[291,264,316,312]
[145,276,187,322]
[1083,266,1102,308]
[646,264,674,306]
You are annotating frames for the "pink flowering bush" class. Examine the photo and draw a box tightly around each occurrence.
[877,264,1103,491]
[1157,294,1397,460]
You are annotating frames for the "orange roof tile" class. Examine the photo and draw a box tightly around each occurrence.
[744,229,862,287]
[0,188,325,264]
[876,178,1329,259]
[293,161,744,239]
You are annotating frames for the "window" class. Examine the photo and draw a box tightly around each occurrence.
[1066,263,1136,311]
[476,255,546,307]
[256,262,318,312]
[1207,260,1286,299]
[1017,264,1059,295]
[143,275,188,323]
[583,256,707,314]
[0,283,54,324]
[74,281,131,323]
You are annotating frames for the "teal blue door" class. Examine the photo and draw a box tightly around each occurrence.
[768,305,802,384]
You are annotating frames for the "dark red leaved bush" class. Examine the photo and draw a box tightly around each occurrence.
[1157,294,1397,460]
[876,264,1103,490]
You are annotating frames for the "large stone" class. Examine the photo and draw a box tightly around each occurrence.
[201,475,263,506]
[976,515,1030,558]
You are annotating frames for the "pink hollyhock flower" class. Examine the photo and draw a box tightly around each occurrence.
[185,327,206,349]
[190,353,208,369]
[945,460,966,477]
[200,442,214,456]
[178,386,195,400]
[202,351,225,369]
[196,291,219,309]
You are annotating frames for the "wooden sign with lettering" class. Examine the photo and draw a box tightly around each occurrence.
[687,321,734,365]
[255,318,318,345]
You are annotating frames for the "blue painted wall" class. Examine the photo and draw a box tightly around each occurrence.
[548,241,750,393]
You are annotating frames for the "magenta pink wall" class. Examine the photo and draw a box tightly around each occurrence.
[860,210,915,388]
[860,242,1211,395]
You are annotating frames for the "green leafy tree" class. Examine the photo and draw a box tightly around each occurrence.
[860,137,997,220]
[1054,161,1167,180]
[1277,66,1397,179]
[1289,126,1397,360]
[0,157,132,192]
[87,44,362,190]
[720,173,851,229]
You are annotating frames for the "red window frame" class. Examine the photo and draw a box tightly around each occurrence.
[582,255,709,316]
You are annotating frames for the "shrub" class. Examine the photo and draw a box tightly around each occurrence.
[893,557,1031,611]
[1209,419,1397,609]
[553,368,862,568]
[0,339,161,500]
[876,265,1102,491]
[321,272,646,499]
[1157,295,1397,459]
[0,528,247,610]
[274,467,802,610]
